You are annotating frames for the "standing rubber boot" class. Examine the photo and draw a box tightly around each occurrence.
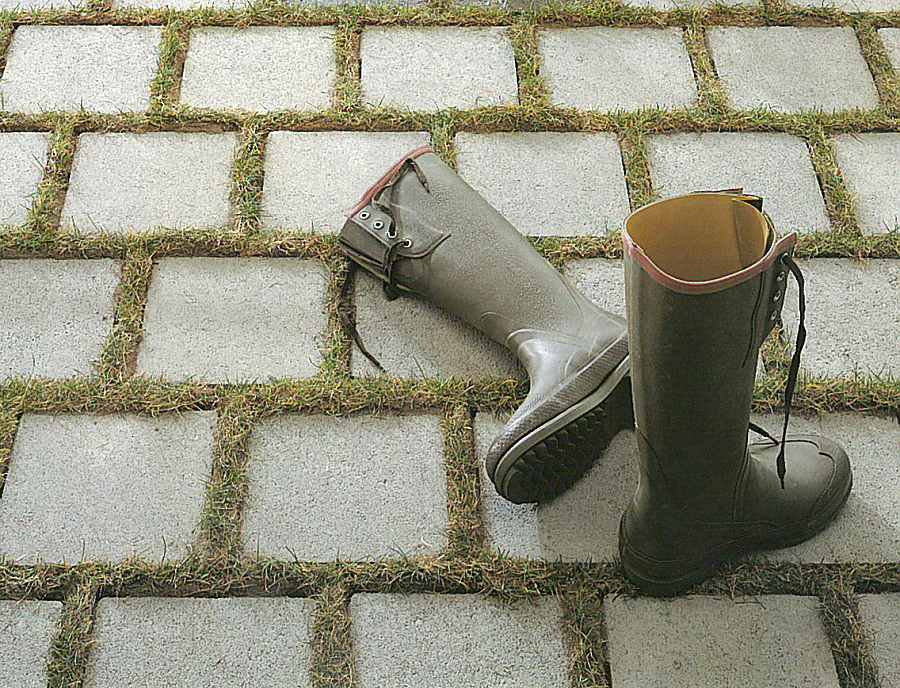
[619,191,852,595]
[339,146,633,504]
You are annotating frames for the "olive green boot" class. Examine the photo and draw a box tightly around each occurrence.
[339,146,632,504]
[619,191,852,595]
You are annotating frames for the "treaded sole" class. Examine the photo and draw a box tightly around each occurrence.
[493,368,634,504]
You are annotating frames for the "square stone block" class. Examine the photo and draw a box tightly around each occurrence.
[261,131,430,233]
[181,27,336,112]
[859,594,900,688]
[361,27,518,110]
[0,26,162,113]
[455,132,631,236]
[647,132,829,234]
[783,259,900,377]
[564,258,626,319]
[351,271,520,379]
[0,133,48,226]
[350,593,568,688]
[243,413,447,560]
[832,133,900,234]
[0,412,215,563]
[136,258,328,382]
[0,259,120,379]
[0,600,62,688]
[606,595,840,688]
[707,27,878,112]
[538,28,696,111]
[62,133,235,234]
[87,597,315,687]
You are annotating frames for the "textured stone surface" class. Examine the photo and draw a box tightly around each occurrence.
[351,271,520,378]
[350,593,568,688]
[261,130,430,233]
[859,594,900,688]
[0,259,120,379]
[832,133,900,234]
[564,258,626,319]
[539,27,696,111]
[647,132,829,234]
[181,27,336,111]
[62,133,235,233]
[606,595,840,688]
[243,413,447,560]
[0,600,62,688]
[87,597,315,687]
[0,412,215,563]
[361,27,518,110]
[882,29,900,74]
[136,258,328,382]
[455,132,631,236]
[707,27,878,112]
[0,133,48,226]
[783,259,900,377]
[0,26,162,113]
[801,0,900,10]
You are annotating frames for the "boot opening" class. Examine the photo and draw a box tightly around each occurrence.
[625,194,771,282]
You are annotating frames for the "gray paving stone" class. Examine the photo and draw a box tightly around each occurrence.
[753,412,900,563]
[360,27,518,110]
[647,132,829,234]
[0,133,48,226]
[0,412,215,564]
[0,259,120,379]
[832,133,900,234]
[243,413,446,560]
[455,132,631,236]
[859,594,900,688]
[350,593,568,688]
[87,597,314,687]
[351,271,520,378]
[0,26,162,113]
[707,27,879,112]
[882,30,900,73]
[538,28,697,111]
[606,595,840,688]
[62,133,235,234]
[0,600,62,688]
[782,259,900,377]
[796,0,900,10]
[261,131,430,233]
[136,258,328,382]
[564,258,626,318]
[180,27,336,112]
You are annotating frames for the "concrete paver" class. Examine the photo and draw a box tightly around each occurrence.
[0,412,215,563]
[832,133,900,234]
[0,600,62,688]
[858,594,900,688]
[0,132,48,226]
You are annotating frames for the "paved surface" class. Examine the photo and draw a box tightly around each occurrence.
[0,7,898,687]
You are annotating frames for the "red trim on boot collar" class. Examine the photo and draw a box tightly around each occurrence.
[345,146,436,217]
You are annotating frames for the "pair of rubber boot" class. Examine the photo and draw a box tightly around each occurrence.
[339,147,852,595]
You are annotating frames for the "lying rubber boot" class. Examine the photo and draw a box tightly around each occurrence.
[619,191,852,595]
[339,146,632,504]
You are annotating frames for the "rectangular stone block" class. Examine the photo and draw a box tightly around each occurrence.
[606,595,840,688]
[361,27,518,110]
[351,271,520,379]
[181,27,336,112]
[832,133,900,234]
[0,600,62,688]
[243,413,447,560]
[858,594,900,688]
[0,259,120,379]
[455,132,631,236]
[62,133,235,234]
[0,133,48,226]
[707,27,878,112]
[136,258,328,382]
[87,597,315,687]
[0,412,215,563]
[538,28,696,111]
[647,132,829,234]
[350,593,568,688]
[782,259,900,377]
[564,258,626,318]
[0,26,162,113]
[261,131,430,233]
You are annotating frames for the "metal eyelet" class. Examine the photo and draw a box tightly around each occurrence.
[402,238,413,248]
[772,290,783,302]
[359,210,370,220]
[386,226,397,239]
[769,311,778,322]
[372,219,384,230]
[776,271,786,282]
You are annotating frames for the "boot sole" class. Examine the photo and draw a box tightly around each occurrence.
[491,357,633,504]
[619,468,853,596]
